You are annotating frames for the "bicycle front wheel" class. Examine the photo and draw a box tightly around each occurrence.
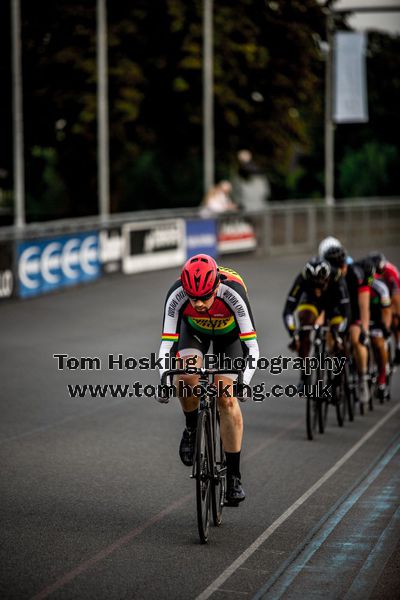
[318,370,329,434]
[211,410,226,526]
[344,363,354,421]
[306,393,318,440]
[334,375,346,427]
[195,411,212,543]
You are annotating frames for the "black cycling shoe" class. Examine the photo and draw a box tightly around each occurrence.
[179,428,196,466]
[225,475,245,505]
[377,384,386,403]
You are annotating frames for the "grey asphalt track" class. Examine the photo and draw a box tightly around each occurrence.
[1,245,400,600]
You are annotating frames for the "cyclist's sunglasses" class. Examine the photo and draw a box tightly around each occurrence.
[187,289,216,302]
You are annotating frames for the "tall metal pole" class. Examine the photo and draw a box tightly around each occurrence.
[11,0,25,228]
[325,9,335,206]
[97,0,110,222]
[203,0,214,195]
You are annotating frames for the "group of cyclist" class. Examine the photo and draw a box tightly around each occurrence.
[283,236,400,405]
[156,241,399,507]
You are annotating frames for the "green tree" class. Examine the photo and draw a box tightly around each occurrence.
[335,31,400,198]
[0,1,334,219]
[339,142,399,198]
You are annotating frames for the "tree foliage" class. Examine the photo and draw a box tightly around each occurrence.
[0,2,399,221]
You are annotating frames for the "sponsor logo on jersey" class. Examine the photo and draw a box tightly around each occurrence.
[188,315,236,335]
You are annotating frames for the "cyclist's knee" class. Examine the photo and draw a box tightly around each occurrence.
[215,377,236,409]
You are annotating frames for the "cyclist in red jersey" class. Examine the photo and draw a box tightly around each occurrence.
[369,253,400,364]
[157,254,259,504]
[368,276,392,400]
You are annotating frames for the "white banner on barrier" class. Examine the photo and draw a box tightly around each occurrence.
[122,219,186,274]
[333,31,368,124]
[217,217,257,254]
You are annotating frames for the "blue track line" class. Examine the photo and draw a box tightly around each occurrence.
[253,435,400,600]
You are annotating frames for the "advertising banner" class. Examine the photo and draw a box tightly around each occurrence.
[17,232,100,298]
[217,216,257,254]
[99,227,125,274]
[0,241,15,300]
[333,31,368,124]
[122,219,185,274]
[185,219,217,260]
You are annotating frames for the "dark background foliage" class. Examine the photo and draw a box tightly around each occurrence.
[0,1,399,223]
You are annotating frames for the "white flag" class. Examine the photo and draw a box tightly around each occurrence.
[333,32,368,124]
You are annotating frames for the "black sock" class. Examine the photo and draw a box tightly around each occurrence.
[225,451,241,478]
[184,409,198,431]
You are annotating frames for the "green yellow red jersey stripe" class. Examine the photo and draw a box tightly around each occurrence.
[239,331,257,341]
[162,333,179,342]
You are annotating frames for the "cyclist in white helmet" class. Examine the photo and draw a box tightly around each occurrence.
[319,237,374,406]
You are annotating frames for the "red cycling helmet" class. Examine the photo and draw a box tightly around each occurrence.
[181,254,220,299]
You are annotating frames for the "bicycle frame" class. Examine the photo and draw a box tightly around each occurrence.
[161,367,243,542]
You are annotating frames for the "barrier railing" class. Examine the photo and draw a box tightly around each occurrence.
[1,197,399,301]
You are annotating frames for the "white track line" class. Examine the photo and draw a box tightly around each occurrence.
[195,402,400,600]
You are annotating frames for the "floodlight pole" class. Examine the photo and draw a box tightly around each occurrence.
[203,0,214,195]
[97,0,110,223]
[325,8,335,207]
[11,0,25,228]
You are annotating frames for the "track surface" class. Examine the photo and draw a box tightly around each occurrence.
[1,246,400,600]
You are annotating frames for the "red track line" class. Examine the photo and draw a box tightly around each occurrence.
[30,417,303,599]
[31,492,192,600]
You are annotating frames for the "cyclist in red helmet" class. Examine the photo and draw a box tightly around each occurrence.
[158,254,259,505]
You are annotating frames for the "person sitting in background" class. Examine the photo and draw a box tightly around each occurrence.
[200,180,238,216]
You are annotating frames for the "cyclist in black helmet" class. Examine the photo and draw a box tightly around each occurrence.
[283,257,350,392]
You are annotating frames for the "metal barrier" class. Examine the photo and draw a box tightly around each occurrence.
[1,197,399,249]
[1,198,399,301]
[251,197,400,256]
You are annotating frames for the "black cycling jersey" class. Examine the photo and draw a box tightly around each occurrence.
[283,269,350,333]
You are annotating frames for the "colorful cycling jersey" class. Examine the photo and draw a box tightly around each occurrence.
[371,278,391,308]
[370,278,391,327]
[377,262,400,296]
[158,267,259,384]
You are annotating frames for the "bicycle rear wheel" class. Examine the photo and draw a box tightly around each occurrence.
[211,410,226,526]
[386,340,394,401]
[195,411,212,543]
[317,368,329,434]
[344,363,354,421]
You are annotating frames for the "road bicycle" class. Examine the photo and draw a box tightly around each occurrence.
[385,334,397,401]
[298,325,330,440]
[327,332,353,424]
[299,325,350,440]
[162,367,244,543]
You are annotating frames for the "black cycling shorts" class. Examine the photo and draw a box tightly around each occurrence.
[175,320,246,367]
